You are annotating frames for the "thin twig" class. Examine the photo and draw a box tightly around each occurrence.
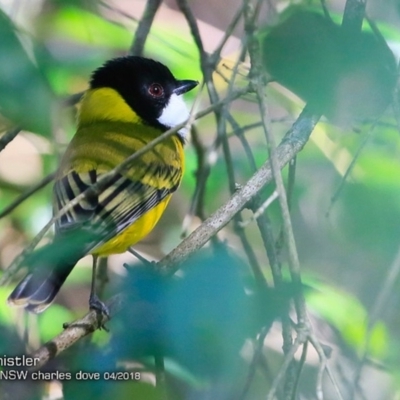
[219,110,236,194]
[0,127,21,153]
[239,190,279,228]
[128,247,152,265]
[216,49,259,270]
[320,0,332,20]
[341,0,366,35]
[369,245,400,326]
[308,332,345,400]
[211,2,246,64]
[159,107,320,272]
[325,126,373,217]
[28,294,125,370]
[233,215,265,284]
[286,157,296,212]
[177,0,251,267]
[99,0,138,24]
[244,1,313,397]
[241,0,285,302]
[214,3,270,289]
[130,0,162,56]
[392,60,400,134]
[351,245,400,398]
[252,10,308,328]
[256,77,303,400]
[275,156,297,262]
[225,114,266,283]
[225,117,262,168]
[184,124,209,224]
[0,172,56,220]
[291,341,308,400]
[266,331,307,400]
[238,326,271,400]
[176,0,204,55]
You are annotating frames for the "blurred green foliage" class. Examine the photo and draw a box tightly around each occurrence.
[306,283,389,358]
[259,7,397,126]
[0,9,55,134]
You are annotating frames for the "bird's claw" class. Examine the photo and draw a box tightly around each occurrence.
[89,294,110,331]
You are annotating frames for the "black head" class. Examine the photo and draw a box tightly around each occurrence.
[90,56,198,131]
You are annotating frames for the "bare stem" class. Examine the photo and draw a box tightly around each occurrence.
[0,172,55,220]
[130,0,162,56]
[0,127,20,153]
[28,294,125,370]
[159,107,319,272]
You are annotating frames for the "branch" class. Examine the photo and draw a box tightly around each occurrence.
[0,127,21,153]
[326,125,372,217]
[210,2,246,63]
[159,106,320,273]
[28,294,125,370]
[184,125,209,225]
[266,330,307,400]
[243,2,314,397]
[0,172,55,220]
[130,0,162,56]
[176,0,204,55]
[341,0,366,35]
[308,332,345,400]
[239,325,271,399]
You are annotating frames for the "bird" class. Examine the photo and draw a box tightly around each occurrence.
[7,55,198,318]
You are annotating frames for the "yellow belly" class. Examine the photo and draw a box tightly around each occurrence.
[92,195,171,256]
[57,88,185,259]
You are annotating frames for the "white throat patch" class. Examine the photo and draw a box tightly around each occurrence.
[157,93,190,138]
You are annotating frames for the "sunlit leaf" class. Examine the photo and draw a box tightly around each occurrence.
[307,283,389,359]
[47,6,132,49]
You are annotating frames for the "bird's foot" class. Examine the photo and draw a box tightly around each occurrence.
[89,294,110,331]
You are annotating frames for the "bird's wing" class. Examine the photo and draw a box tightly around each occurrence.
[53,164,181,252]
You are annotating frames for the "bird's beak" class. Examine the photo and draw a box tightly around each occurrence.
[174,80,199,95]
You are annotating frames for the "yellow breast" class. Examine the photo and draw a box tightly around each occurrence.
[92,195,171,255]
[56,87,185,256]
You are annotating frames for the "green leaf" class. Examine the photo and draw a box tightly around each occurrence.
[307,283,389,359]
[48,6,132,49]
[0,9,54,134]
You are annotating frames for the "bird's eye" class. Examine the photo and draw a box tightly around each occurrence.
[148,83,164,97]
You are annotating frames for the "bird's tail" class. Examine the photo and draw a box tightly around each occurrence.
[8,260,76,314]
[7,232,92,313]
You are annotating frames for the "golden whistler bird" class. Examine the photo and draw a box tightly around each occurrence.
[8,56,198,316]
